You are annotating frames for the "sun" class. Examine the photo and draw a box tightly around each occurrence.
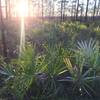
[15,0,28,17]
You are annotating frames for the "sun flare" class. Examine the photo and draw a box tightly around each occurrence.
[15,0,28,17]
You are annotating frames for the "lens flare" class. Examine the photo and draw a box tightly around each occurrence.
[16,0,28,17]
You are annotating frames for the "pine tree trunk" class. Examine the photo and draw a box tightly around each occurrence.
[0,0,7,58]
[42,0,44,20]
[76,0,79,20]
[93,0,97,20]
[85,0,89,21]
[5,0,8,19]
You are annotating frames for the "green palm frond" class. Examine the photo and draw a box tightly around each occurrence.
[76,39,100,68]
[77,38,99,58]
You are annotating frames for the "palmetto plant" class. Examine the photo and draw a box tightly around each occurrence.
[0,39,100,99]
[63,57,99,96]
[76,38,100,68]
[44,44,66,76]
[59,39,100,97]
[77,39,98,56]
[37,44,67,99]
[0,45,46,99]
[0,44,67,99]
[75,38,100,82]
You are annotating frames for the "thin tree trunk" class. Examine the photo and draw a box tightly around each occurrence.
[71,2,73,18]
[76,0,79,20]
[85,0,89,21]
[71,0,76,20]
[80,3,84,20]
[0,0,7,58]
[49,1,52,18]
[37,0,40,17]
[8,0,11,19]
[93,0,97,20]
[28,0,30,16]
[5,0,8,19]
[63,0,66,20]
[42,0,44,20]
[96,0,100,16]
[52,0,55,17]
[61,0,63,21]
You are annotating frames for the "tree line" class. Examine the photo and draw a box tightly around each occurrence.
[0,0,100,20]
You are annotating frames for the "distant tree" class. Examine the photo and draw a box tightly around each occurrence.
[60,0,63,21]
[60,0,68,21]
[63,0,66,19]
[28,0,31,16]
[96,0,100,16]
[0,0,7,58]
[93,0,97,20]
[5,0,8,19]
[71,0,77,19]
[41,0,44,20]
[76,0,80,20]
[52,0,55,17]
[32,0,40,17]
[50,0,57,17]
[78,2,84,20]
[48,0,52,17]
[8,0,11,19]
[44,0,56,18]
[85,0,90,21]
[80,3,84,17]
[37,0,40,17]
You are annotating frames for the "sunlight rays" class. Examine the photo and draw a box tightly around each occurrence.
[19,17,25,56]
[16,0,27,55]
